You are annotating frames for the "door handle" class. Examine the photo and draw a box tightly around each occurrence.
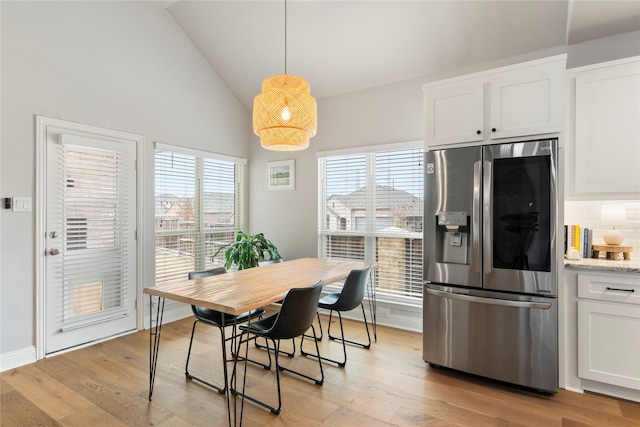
[426,288,552,309]
[48,248,60,256]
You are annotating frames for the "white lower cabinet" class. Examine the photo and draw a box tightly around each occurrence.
[577,273,640,397]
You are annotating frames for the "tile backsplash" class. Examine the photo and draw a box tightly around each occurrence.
[564,200,640,256]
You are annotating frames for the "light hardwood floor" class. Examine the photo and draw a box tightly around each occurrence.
[2,315,639,426]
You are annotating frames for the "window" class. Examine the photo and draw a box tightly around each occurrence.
[155,144,245,285]
[318,142,424,302]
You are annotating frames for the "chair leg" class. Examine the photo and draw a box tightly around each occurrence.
[281,325,324,385]
[184,319,198,377]
[234,330,324,416]
[255,336,296,358]
[231,336,282,415]
[302,311,323,343]
[233,331,273,371]
[315,311,324,340]
[184,320,226,394]
[328,304,371,349]
[303,305,371,368]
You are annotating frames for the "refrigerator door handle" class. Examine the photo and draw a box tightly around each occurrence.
[472,161,482,273]
[426,288,552,310]
[482,160,492,274]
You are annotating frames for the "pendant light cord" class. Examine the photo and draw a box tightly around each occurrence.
[284,0,287,75]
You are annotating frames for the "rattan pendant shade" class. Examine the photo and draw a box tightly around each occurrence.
[253,74,317,151]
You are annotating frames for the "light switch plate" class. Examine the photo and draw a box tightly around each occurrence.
[13,197,32,212]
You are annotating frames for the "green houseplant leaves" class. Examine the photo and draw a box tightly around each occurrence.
[214,231,280,270]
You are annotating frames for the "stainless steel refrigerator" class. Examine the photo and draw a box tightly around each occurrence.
[422,138,558,394]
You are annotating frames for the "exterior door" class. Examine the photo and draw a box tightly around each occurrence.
[44,129,137,355]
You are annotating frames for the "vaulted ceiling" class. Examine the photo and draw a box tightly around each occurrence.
[158,1,640,110]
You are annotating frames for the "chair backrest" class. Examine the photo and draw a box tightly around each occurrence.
[333,266,372,311]
[188,267,227,280]
[257,258,284,267]
[188,267,227,318]
[265,280,323,340]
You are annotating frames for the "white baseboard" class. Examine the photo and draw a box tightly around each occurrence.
[144,303,192,329]
[0,346,37,372]
[336,299,422,333]
[582,380,640,403]
[1,300,419,373]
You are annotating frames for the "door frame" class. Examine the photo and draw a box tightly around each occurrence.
[35,116,145,359]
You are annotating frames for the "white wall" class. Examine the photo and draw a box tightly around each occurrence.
[0,1,250,356]
[249,30,640,264]
[565,201,640,251]
[2,0,639,360]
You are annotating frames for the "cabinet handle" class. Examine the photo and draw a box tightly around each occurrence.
[476,130,481,135]
[491,128,497,132]
[606,287,634,292]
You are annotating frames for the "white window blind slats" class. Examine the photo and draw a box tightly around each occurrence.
[319,145,424,302]
[58,144,130,329]
[155,148,243,285]
[374,148,424,234]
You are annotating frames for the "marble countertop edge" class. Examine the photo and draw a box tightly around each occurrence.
[564,257,640,273]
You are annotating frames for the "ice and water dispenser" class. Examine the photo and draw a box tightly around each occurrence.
[435,211,470,265]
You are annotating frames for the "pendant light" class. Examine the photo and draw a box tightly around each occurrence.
[253,0,317,151]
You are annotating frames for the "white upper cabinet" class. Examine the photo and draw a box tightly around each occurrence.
[490,67,564,140]
[424,55,566,149]
[566,57,640,199]
[425,82,484,146]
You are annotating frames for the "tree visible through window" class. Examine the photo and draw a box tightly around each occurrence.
[155,146,245,285]
[318,144,424,301]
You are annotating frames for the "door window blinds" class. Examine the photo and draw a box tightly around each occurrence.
[56,140,133,330]
[318,144,424,301]
[155,146,244,285]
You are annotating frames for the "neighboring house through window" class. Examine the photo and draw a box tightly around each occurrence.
[318,142,424,302]
[154,144,245,285]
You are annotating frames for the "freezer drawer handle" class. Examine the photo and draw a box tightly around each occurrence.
[606,287,634,293]
[426,288,552,309]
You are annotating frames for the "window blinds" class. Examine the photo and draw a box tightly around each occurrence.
[155,147,243,285]
[318,144,424,301]
[57,142,132,330]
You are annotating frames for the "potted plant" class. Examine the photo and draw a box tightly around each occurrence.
[214,231,280,270]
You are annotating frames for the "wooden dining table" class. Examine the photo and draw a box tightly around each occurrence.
[143,257,377,426]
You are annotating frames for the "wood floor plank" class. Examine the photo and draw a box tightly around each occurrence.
[0,390,60,427]
[57,405,129,427]
[390,405,460,427]
[2,317,639,427]
[68,375,174,426]
[2,364,93,420]
[619,399,640,420]
[323,406,397,426]
[1,379,15,394]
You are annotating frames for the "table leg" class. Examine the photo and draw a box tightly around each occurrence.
[227,315,250,426]
[366,270,377,342]
[148,295,165,400]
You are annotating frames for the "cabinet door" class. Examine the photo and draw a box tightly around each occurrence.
[574,62,640,197]
[578,300,640,390]
[425,82,484,147]
[490,67,564,140]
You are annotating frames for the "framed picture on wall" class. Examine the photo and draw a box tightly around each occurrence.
[266,160,295,191]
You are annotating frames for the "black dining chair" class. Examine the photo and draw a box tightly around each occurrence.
[301,266,372,367]
[257,258,284,267]
[234,280,324,415]
[185,267,266,394]
[254,257,296,357]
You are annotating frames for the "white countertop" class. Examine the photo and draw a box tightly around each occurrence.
[564,257,640,273]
